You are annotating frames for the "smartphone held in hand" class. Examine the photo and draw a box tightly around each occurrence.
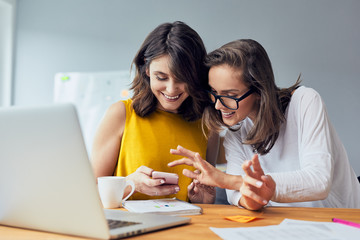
[152,171,179,185]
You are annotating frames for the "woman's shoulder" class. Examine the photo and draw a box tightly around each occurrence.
[293,86,320,99]
[120,98,132,108]
[116,98,135,112]
[288,86,326,119]
[291,86,323,106]
[105,99,129,121]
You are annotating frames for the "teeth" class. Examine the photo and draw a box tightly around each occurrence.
[163,93,180,100]
[222,111,234,116]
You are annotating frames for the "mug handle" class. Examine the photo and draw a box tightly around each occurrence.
[122,180,135,202]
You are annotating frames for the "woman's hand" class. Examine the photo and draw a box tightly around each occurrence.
[239,154,276,210]
[187,171,216,204]
[125,165,180,197]
[168,145,225,188]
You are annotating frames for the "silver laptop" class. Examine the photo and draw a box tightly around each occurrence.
[0,103,190,239]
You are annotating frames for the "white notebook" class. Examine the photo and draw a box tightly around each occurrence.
[123,198,202,216]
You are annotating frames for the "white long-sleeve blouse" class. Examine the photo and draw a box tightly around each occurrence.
[225,86,360,208]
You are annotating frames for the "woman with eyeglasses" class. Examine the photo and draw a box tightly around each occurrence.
[169,39,360,210]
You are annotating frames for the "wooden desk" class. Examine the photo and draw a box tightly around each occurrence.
[1,204,360,239]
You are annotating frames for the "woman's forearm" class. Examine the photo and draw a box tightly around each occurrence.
[216,172,243,190]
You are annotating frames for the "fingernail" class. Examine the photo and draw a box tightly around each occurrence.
[175,187,180,192]
[170,149,175,153]
[177,145,183,149]
[256,181,263,187]
[160,180,165,184]
[263,200,268,205]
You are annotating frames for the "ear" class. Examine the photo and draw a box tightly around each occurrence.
[146,67,150,77]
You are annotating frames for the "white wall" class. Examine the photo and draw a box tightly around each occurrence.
[0,0,16,107]
[12,0,360,175]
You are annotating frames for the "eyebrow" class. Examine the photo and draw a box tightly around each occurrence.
[211,88,241,94]
[153,71,169,76]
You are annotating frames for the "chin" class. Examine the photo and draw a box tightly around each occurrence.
[222,118,240,127]
[161,103,182,113]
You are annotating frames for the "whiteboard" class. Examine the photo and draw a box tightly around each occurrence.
[54,71,133,156]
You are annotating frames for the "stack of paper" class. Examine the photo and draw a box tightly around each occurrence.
[123,198,202,216]
[210,219,360,240]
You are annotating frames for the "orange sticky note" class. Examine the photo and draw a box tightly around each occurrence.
[224,215,258,223]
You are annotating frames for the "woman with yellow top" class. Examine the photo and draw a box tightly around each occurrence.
[91,21,218,203]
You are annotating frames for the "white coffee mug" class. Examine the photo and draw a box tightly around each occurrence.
[97,176,135,209]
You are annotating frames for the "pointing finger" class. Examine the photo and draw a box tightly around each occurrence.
[168,158,195,167]
[251,154,264,175]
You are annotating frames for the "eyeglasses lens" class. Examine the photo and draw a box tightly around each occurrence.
[209,93,237,110]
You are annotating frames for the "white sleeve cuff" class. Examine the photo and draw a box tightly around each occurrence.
[226,189,242,207]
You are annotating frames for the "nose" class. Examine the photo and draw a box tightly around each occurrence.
[214,98,223,110]
[166,79,179,94]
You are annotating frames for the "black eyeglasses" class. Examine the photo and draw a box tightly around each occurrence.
[207,88,254,110]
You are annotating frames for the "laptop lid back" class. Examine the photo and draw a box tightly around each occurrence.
[0,104,110,239]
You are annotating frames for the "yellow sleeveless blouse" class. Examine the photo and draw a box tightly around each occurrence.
[114,99,208,201]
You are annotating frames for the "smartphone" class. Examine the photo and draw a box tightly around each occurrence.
[152,171,179,185]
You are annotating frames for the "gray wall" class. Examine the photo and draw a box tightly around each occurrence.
[13,0,360,175]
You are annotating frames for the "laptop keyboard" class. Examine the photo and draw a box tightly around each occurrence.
[107,219,141,230]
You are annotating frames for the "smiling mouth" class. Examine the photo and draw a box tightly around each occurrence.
[162,93,181,100]
[221,111,235,118]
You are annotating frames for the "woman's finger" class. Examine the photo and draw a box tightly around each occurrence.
[240,185,268,205]
[170,145,198,159]
[243,175,263,188]
[168,157,195,167]
[136,165,154,176]
[146,178,165,186]
[251,154,264,175]
[193,152,209,170]
[149,184,180,196]
[169,148,183,156]
[187,181,195,191]
[192,184,200,194]
[261,175,276,190]
[182,169,200,179]
[242,160,254,177]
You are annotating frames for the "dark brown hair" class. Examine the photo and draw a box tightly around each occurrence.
[204,39,300,154]
[130,21,208,121]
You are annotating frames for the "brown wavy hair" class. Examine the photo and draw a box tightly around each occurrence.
[203,39,300,154]
[130,21,208,121]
